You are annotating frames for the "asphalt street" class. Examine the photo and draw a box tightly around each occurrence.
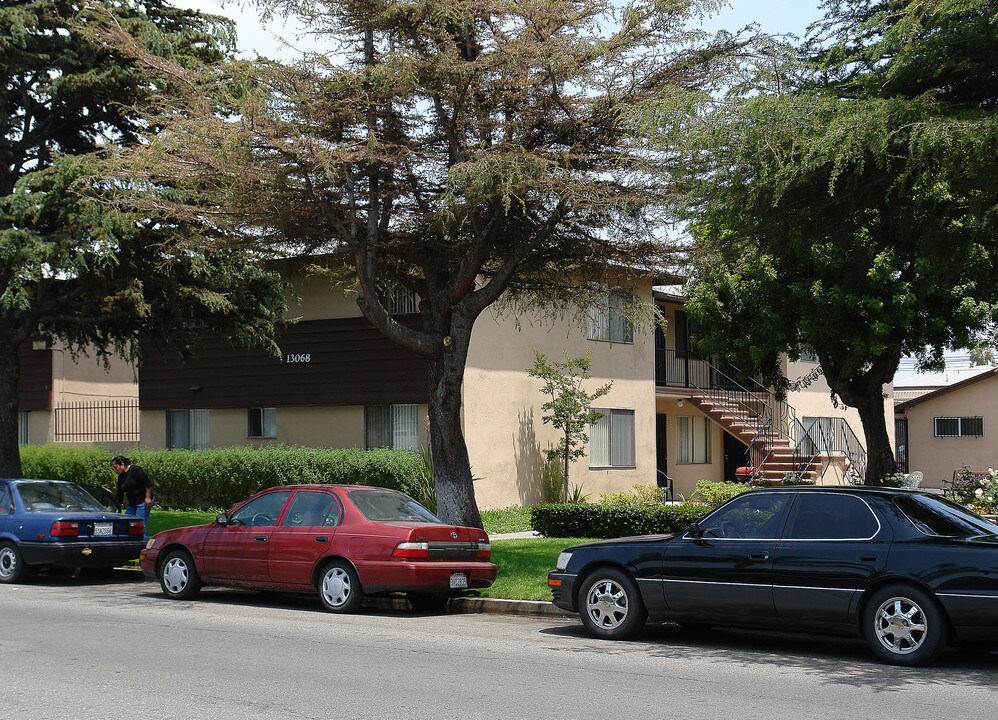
[3,572,996,720]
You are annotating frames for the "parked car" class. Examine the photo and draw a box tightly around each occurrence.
[548,486,998,666]
[140,484,497,612]
[0,478,146,583]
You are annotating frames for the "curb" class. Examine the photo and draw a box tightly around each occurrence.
[119,566,570,618]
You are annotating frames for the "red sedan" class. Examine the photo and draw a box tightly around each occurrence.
[140,485,496,612]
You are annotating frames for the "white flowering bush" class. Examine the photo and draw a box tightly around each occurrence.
[947,465,998,514]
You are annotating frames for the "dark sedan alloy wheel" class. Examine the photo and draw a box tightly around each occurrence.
[863,585,948,666]
[579,568,647,640]
[0,542,26,584]
[158,550,203,600]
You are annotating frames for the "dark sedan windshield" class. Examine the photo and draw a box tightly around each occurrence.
[894,494,998,537]
[348,488,440,523]
[15,481,106,513]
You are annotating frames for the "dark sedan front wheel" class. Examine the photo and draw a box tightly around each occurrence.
[0,542,27,584]
[578,567,647,640]
[863,584,949,666]
[158,550,203,600]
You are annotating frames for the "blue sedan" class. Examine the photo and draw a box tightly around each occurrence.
[0,478,146,582]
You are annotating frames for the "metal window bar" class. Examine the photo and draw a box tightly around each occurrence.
[53,400,140,443]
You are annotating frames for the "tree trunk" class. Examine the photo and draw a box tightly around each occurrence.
[853,396,897,484]
[426,319,483,529]
[0,336,23,477]
[823,365,897,485]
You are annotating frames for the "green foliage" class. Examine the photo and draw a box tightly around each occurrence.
[528,349,612,501]
[655,0,998,484]
[0,0,286,476]
[598,484,668,507]
[480,506,534,535]
[530,502,709,539]
[686,480,752,507]
[19,445,427,510]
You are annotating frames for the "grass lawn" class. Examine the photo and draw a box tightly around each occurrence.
[146,509,589,602]
[481,537,595,601]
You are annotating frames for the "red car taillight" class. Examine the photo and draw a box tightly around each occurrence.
[50,521,79,537]
[393,541,430,559]
[127,520,144,536]
[476,542,491,560]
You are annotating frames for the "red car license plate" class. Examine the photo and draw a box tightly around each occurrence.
[450,573,468,589]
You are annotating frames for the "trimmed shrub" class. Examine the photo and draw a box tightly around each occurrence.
[530,502,709,539]
[687,479,751,507]
[19,445,426,510]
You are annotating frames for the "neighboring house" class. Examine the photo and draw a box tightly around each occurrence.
[894,366,998,488]
[17,339,138,447]
[135,261,881,507]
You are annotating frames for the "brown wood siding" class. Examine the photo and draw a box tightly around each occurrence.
[18,343,52,410]
[139,317,429,410]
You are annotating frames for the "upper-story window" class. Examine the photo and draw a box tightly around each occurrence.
[934,416,983,438]
[587,287,633,344]
[382,287,419,315]
[799,347,818,362]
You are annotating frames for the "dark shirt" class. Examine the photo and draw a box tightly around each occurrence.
[115,465,152,508]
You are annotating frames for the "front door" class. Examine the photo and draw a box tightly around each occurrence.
[723,432,745,484]
[662,492,792,618]
[202,490,292,583]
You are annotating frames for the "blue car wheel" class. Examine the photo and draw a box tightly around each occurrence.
[0,542,27,584]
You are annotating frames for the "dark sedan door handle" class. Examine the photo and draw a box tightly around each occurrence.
[315,537,329,543]
[255,535,268,542]
[860,555,878,562]
[749,552,769,560]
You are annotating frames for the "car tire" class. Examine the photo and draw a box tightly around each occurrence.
[158,550,203,600]
[407,593,450,613]
[863,584,949,666]
[0,542,27,584]
[578,567,648,640]
[317,560,365,613]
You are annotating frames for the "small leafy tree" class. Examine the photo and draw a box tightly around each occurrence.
[528,350,611,502]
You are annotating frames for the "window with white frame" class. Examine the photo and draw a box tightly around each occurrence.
[17,411,29,445]
[934,416,983,438]
[248,408,277,438]
[587,287,634,344]
[677,415,712,464]
[589,409,636,468]
[365,404,420,450]
[166,409,210,449]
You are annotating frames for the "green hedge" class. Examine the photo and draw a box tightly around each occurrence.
[530,502,710,539]
[20,445,426,510]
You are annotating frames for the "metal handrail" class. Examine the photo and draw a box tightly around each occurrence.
[791,416,868,482]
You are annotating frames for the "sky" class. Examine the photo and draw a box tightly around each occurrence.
[171,1,827,60]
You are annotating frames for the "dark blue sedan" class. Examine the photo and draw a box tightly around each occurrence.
[548,486,998,666]
[0,478,146,582]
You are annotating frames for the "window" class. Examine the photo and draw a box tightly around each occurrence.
[587,287,633,343]
[365,404,419,450]
[166,409,210,449]
[282,491,340,527]
[695,492,791,540]
[348,487,439,522]
[589,409,635,468]
[17,411,29,445]
[799,347,818,362]
[934,416,984,438]
[248,408,277,438]
[382,287,419,315]
[786,493,880,540]
[230,491,292,527]
[677,415,711,464]
[0,484,10,513]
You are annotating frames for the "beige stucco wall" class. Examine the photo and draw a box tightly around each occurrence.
[463,279,657,509]
[140,405,428,451]
[653,396,725,500]
[50,345,138,405]
[899,377,998,489]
